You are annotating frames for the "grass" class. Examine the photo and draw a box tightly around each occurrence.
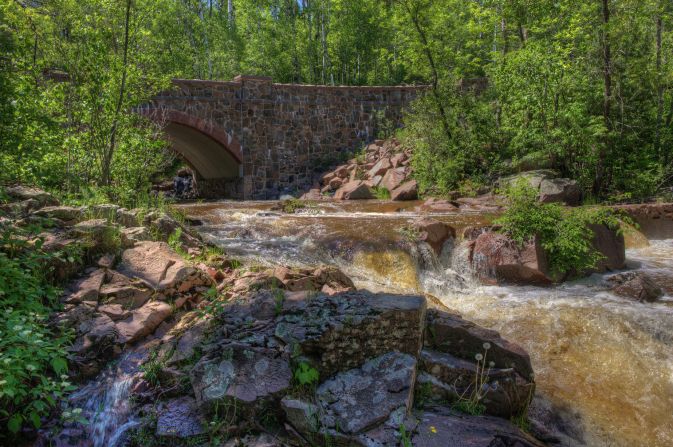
[452,343,492,417]
[372,186,391,200]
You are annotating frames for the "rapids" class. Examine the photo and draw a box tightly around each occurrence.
[179,199,673,447]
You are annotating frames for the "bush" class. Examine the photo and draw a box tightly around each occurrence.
[0,227,74,438]
[495,180,624,277]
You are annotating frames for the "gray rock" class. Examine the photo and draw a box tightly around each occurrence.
[424,309,534,380]
[120,226,151,248]
[156,396,206,439]
[276,291,426,378]
[418,349,534,418]
[5,185,59,207]
[316,352,416,434]
[539,177,581,206]
[607,271,664,302]
[33,205,85,224]
[411,407,545,447]
[190,347,292,412]
[281,397,321,434]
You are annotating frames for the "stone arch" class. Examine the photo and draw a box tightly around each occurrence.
[141,108,243,180]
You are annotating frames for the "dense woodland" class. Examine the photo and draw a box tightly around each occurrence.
[2,0,673,202]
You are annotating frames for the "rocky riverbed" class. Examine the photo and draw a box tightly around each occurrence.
[1,186,550,446]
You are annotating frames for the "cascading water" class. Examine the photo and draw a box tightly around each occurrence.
[179,200,673,447]
[67,350,145,446]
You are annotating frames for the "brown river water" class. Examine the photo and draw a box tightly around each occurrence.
[178,200,673,447]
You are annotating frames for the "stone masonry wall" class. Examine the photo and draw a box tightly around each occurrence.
[146,75,426,199]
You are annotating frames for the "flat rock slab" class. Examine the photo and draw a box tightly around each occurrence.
[119,241,190,289]
[316,352,417,434]
[115,301,172,344]
[156,396,206,439]
[191,347,291,410]
[63,269,106,304]
[412,408,544,447]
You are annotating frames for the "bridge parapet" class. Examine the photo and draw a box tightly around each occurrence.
[149,75,428,199]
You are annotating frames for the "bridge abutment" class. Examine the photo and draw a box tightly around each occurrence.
[148,75,427,199]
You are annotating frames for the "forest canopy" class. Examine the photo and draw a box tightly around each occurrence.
[1,0,673,202]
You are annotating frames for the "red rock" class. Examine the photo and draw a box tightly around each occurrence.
[391,153,407,168]
[367,157,392,178]
[413,218,456,255]
[391,180,418,201]
[587,224,626,273]
[334,181,374,200]
[115,301,172,344]
[334,166,349,179]
[328,177,343,190]
[322,172,337,183]
[471,232,551,286]
[607,271,663,302]
[381,167,407,192]
[414,198,459,213]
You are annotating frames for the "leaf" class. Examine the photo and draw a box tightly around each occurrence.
[7,414,22,433]
[29,411,41,429]
[51,357,68,375]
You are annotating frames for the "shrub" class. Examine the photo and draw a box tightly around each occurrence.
[372,186,391,200]
[0,228,74,437]
[495,180,625,276]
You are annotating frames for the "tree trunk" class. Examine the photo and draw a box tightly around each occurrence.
[594,0,612,196]
[102,0,132,187]
[402,0,452,139]
[655,15,664,158]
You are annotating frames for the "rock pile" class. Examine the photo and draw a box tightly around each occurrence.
[56,240,213,378]
[309,139,419,201]
[133,290,541,446]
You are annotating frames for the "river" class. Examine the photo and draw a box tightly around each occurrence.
[179,199,673,447]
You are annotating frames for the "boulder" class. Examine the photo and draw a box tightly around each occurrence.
[411,407,544,447]
[328,177,343,190]
[120,226,151,248]
[156,396,206,439]
[391,180,418,201]
[63,269,106,305]
[500,170,581,206]
[412,218,456,255]
[118,241,212,294]
[33,205,84,224]
[418,350,533,417]
[99,271,152,309]
[367,157,392,178]
[334,181,374,200]
[424,308,534,380]
[5,185,59,207]
[471,232,551,286]
[275,292,426,377]
[116,208,141,227]
[539,178,582,206]
[588,224,626,273]
[607,271,664,302]
[315,352,416,434]
[190,346,292,412]
[391,152,407,168]
[381,167,407,192]
[115,301,173,344]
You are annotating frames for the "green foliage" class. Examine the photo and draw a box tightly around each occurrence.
[280,198,307,214]
[495,181,625,276]
[372,187,391,200]
[293,361,320,387]
[0,227,74,437]
[452,343,491,417]
[167,227,185,254]
[272,288,285,316]
[139,350,165,387]
[398,423,413,447]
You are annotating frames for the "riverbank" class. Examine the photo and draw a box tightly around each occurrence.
[1,186,547,446]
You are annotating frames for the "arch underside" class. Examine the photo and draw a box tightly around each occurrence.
[164,122,240,180]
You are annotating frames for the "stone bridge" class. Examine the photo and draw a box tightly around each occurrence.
[141,75,426,199]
